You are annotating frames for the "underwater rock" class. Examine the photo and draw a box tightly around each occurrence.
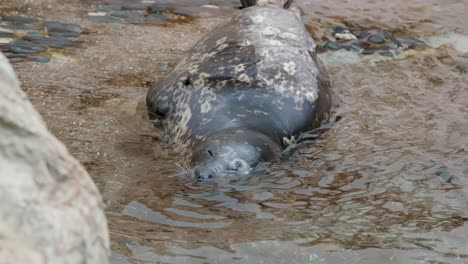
[44,21,82,38]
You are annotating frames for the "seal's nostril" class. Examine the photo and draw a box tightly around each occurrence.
[207,150,214,157]
[207,174,214,179]
[194,169,201,179]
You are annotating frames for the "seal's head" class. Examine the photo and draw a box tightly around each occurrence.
[191,128,281,182]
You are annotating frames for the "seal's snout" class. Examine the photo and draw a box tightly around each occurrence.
[194,167,216,182]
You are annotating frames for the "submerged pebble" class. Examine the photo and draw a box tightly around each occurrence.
[44,21,81,38]
[27,55,51,63]
[455,61,467,73]
[23,35,76,48]
[368,32,386,44]
[0,24,41,31]
[88,15,124,24]
[1,15,38,24]
[2,41,47,54]
[0,32,15,38]
[326,41,342,50]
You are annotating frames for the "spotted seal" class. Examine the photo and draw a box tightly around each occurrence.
[147,0,332,181]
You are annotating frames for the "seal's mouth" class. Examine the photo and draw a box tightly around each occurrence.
[193,161,252,182]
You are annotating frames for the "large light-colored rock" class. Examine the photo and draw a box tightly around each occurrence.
[0,52,109,263]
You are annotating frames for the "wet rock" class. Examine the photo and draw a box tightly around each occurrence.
[6,57,25,63]
[455,61,467,73]
[435,167,453,182]
[332,25,350,34]
[379,50,399,57]
[326,41,342,50]
[355,30,371,39]
[0,24,41,31]
[0,52,110,263]
[4,52,26,59]
[27,55,50,63]
[1,40,47,54]
[147,5,168,13]
[397,37,425,49]
[368,32,386,44]
[109,10,143,20]
[0,32,16,39]
[122,3,151,11]
[344,45,361,52]
[144,14,170,23]
[44,21,81,38]
[96,4,123,12]
[88,15,124,24]
[1,15,38,24]
[23,35,76,48]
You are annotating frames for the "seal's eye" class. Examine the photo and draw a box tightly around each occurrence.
[207,150,214,157]
[229,159,248,171]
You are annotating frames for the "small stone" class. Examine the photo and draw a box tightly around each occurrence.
[0,38,14,44]
[325,41,342,50]
[0,32,15,38]
[354,30,371,39]
[121,3,148,11]
[368,32,386,43]
[344,45,361,52]
[1,15,39,24]
[455,61,468,73]
[23,35,75,48]
[335,31,357,40]
[435,167,453,182]
[88,16,123,24]
[379,51,393,57]
[144,14,170,23]
[44,21,81,38]
[463,165,468,174]
[0,24,41,31]
[396,37,425,49]
[109,11,143,20]
[147,5,167,13]
[27,56,51,63]
[332,25,350,34]
[95,4,123,12]
[1,41,47,54]
[7,57,25,63]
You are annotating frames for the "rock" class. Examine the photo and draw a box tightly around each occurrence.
[455,61,467,73]
[1,40,47,54]
[23,35,76,48]
[353,30,371,39]
[27,55,51,63]
[1,15,39,24]
[368,32,386,43]
[325,41,342,50]
[0,24,41,31]
[0,52,109,263]
[88,15,124,24]
[396,37,425,49]
[44,21,82,38]
[0,32,16,38]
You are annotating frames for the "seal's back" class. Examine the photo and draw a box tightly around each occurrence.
[147,3,332,147]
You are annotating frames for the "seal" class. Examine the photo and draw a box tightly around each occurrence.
[147,0,332,181]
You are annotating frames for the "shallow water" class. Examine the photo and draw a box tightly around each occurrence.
[5,0,468,263]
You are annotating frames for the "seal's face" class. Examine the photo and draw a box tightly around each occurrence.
[191,129,281,182]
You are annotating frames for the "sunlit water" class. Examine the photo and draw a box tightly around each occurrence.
[8,0,467,263]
